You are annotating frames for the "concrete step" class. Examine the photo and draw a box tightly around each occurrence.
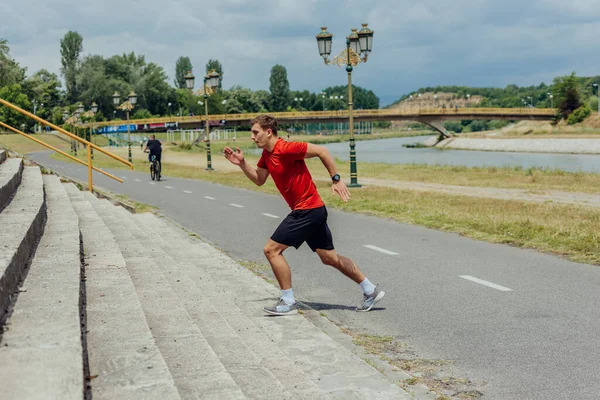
[0,167,45,324]
[114,205,329,400]
[0,157,24,213]
[133,213,412,399]
[0,149,6,164]
[63,184,180,400]
[112,198,329,400]
[0,174,83,399]
[81,193,248,400]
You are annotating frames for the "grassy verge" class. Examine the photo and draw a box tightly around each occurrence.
[339,329,481,399]
[0,133,110,155]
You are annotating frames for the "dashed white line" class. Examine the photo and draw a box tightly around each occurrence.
[459,275,513,292]
[121,176,127,179]
[149,182,156,185]
[134,179,141,182]
[204,196,215,200]
[363,245,398,255]
[262,213,279,219]
[165,186,173,189]
[229,203,244,208]
[183,190,193,194]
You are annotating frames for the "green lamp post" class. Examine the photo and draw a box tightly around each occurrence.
[316,24,374,188]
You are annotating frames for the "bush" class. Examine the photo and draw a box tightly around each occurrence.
[567,105,591,125]
[443,121,463,133]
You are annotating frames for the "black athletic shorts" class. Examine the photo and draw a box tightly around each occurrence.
[271,206,334,252]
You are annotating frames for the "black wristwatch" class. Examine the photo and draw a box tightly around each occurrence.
[331,173,341,183]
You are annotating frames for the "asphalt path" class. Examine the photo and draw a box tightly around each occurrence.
[30,151,600,400]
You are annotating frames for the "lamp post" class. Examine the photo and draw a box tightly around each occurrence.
[547,92,553,108]
[113,91,137,163]
[32,101,43,133]
[82,102,98,159]
[527,96,533,108]
[185,69,220,171]
[593,84,599,114]
[315,23,374,188]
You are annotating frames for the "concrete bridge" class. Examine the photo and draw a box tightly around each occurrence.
[84,107,556,137]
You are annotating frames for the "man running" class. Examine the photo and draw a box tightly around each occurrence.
[223,115,384,315]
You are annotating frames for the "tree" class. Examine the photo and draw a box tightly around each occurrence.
[174,56,193,89]
[553,73,582,119]
[22,69,62,122]
[60,31,83,102]
[206,59,223,89]
[0,84,31,130]
[0,38,25,87]
[269,64,290,112]
[77,55,111,116]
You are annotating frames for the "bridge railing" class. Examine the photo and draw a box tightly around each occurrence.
[82,107,557,128]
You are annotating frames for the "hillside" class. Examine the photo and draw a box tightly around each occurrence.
[388,92,483,110]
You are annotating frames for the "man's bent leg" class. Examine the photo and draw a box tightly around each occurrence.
[315,249,365,284]
[264,239,292,290]
[316,248,385,311]
[263,239,299,315]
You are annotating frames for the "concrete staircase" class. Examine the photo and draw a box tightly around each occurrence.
[0,150,415,399]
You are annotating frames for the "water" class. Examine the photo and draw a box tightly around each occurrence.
[320,136,600,174]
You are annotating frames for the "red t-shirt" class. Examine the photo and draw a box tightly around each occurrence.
[257,138,324,210]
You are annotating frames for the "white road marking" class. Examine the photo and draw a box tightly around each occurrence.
[459,275,513,292]
[122,176,127,179]
[165,186,173,189]
[363,245,398,255]
[149,182,156,185]
[134,179,141,182]
[262,213,279,219]
[183,190,193,194]
[229,203,244,208]
[204,196,215,200]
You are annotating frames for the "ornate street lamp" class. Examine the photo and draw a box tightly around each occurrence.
[186,69,220,170]
[315,24,374,187]
[184,71,195,90]
[113,90,137,162]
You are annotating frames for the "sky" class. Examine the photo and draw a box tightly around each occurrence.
[2,0,600,106]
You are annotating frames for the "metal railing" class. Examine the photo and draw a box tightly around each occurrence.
[82,107,557,128]
[0,98,133,191]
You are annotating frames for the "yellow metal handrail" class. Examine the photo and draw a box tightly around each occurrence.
[0,98,133,191]
[82,107,558,128]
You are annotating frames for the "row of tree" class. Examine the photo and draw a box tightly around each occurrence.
[0,31,380,132]
[1,30,597,133]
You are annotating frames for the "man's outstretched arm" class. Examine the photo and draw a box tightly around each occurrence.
[240,160,269,186]
[304,143,351,202]
[223,146,269,186]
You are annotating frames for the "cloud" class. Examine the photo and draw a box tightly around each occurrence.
[2,0,599,105]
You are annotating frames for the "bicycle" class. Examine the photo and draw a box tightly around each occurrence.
[149,155,161,181]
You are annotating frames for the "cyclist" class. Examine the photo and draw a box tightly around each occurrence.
[143,134,162,175]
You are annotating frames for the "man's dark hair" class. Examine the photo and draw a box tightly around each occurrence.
[251,114,278,136]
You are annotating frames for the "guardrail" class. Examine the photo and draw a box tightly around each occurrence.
[0,98,133,191]
[82,107,557,128]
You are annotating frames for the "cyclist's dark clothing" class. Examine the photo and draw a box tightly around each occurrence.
[146,139,162,163]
